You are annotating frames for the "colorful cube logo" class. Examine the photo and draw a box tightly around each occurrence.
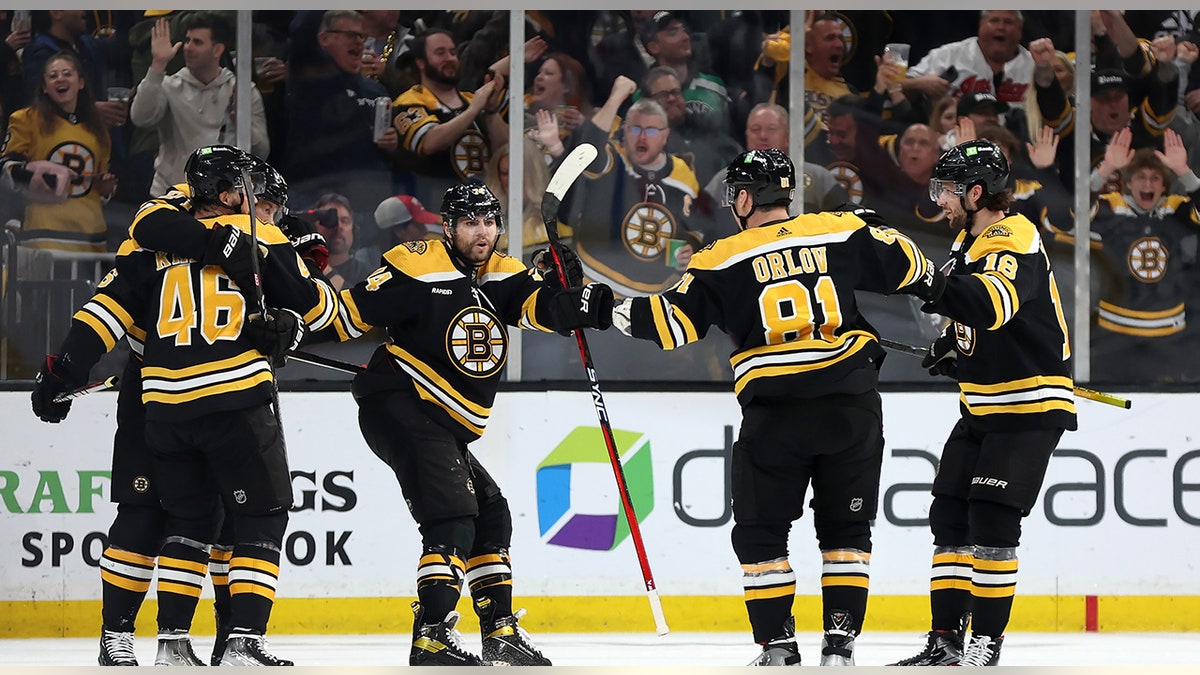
[536,426,654,550]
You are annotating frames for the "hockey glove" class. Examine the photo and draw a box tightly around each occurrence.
[244,308,304,368]
[279,213,330,271]
[531,244,583,288]
[203,224,262,294]
[921,330,958,379]
[900,261,946,304]
[550,283,614,333]
[31,354,86,423]
[836,203,889,228]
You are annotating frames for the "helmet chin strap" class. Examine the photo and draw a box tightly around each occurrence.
[734,197,758,232]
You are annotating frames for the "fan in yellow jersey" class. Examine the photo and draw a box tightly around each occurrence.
[893,140,1077,667]
[315,182,611,666]
[0,50,116,252]
[612,148,944,666]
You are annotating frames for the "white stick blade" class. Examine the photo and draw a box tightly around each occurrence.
[546,143,598,201]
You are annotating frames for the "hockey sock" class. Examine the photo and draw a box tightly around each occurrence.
[742,556,796,644]
[417,546,466,625]
[155,536,210,631]
[467,549,514,633]
[930,546,975,632]
[969,546,1017,637]
[820,548,870,635]
[100,547,156,632]
[209,545,234,630]
[228,543,281,635]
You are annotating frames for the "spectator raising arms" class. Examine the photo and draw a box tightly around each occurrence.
[0,50,116,252]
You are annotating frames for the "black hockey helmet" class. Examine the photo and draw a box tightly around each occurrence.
[723,148,796,208]
[440,182,505,234]
[185,145,250,202]
[928,139,1009,202]
[250,156,288,208]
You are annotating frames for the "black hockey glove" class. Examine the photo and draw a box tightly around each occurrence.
[31,354,86,423]
[202,224,262,294]
[836,203,889,228]
[921,330,958,379]
[531,244,583,288]
[244,308,304,368]
[278,213,329,271]
[900,262,946,304]
[550,282,614,333]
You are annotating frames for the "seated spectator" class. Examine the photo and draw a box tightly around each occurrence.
[312,192,376,291]
[130,13,269,197]
[0,50,117,252]
[392,27,508,207]
[904,10,1033,136]
[1086,129,1200,384]
[704,102,849,238]
[362,191,442,263]
[483,139,551,252]
[643,65,742,187]
[284,10,398,214]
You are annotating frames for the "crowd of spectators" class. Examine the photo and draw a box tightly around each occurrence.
[2,8,1200,385]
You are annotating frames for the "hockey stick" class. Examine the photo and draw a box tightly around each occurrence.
[541,143,670,636]
[52,375,119,404]
[878,337,1132,409]
[286,349,365,374]
[239,167,290,451]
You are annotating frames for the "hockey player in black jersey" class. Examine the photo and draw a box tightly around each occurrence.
[31,147,313,666]
[320,182,613,666]
[611,148,944,666]
[893,140,1077,667]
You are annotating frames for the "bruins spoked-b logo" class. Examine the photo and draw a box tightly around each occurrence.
[452,129,489,180]
[1127,237,1168,282]
[446,306,507,377]
[623,202,677,261]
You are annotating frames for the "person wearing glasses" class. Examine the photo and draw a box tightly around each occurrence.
[283,10,398,215]
[640,65,742,190]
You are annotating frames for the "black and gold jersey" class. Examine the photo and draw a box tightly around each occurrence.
[1091,192,1200,337]
[330,239,569,441]
[623,209,934,405]
[393,84,494,182]
[923,213,1077,432]
[567,121,707,298]
[112,213,338,421]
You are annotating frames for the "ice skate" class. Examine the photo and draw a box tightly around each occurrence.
[409,601,484,666]
[219,633,294,666]
[748,616,801,666]
[958,633,1003,666]
[482,608,551,666]
[154,629,205,666]
[98,628,138,666]
[820,632,855,666]
[889,629,964,666]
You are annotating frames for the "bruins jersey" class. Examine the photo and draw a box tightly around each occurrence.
[1091,192,1200,337]
[624,210,934,405]
[567,121,706,298]
[923,214,1077,432]
[111,213,338,421]
[330,240,572,441]
[1,107,111,252]
[393,84,495,182]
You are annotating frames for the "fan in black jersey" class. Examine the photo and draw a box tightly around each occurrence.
[613,148,944,666]
[312,181,612,665]
[893,140,1077,667]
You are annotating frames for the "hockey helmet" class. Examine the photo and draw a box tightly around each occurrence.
[440,182,505,234]
[185,145,251,202]
[723,148,796,208]
[251,156,288,208]
[928,139,1009,202]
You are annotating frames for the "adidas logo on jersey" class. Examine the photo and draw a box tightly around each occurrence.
[431,288,453,295]
[776,226,792,236]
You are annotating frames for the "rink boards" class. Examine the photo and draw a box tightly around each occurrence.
[2,390,1198,636]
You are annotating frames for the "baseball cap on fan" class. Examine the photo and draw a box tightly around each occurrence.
[375,194,442,231]
[957,91,1010,117]
[1091,69,1129,96]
